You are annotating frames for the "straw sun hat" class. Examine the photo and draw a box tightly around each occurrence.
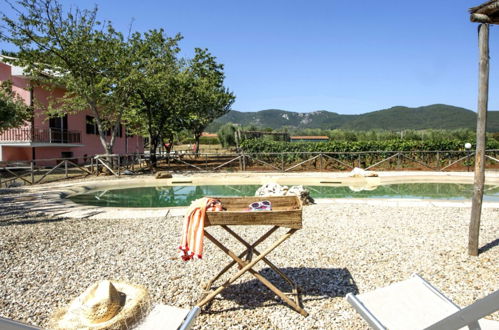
[49,280,150,330]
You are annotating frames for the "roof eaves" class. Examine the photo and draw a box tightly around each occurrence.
[470,0,499,23]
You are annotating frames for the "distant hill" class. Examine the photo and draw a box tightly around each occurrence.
[207,104,499,132]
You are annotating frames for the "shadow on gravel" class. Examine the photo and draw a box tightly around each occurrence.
[0,196,97,226]
[479,238,499,254]
[0,188,27,195]
[0,195,76,226]
[0,215,67,226]
[208,267,357,313]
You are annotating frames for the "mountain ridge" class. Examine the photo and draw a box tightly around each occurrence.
[207,104,499,132]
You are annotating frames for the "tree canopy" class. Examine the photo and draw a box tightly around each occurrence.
[0,0,235,159]
[184,48,235,154]
[0,81,30,133]
[0,0,136,154]
[126,29,185,164]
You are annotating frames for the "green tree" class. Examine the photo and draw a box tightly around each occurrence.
[185,48,235,155]
[126,29,185,166]
[217,123,237,148]
[0,81,30,132]
[0,0,132,155]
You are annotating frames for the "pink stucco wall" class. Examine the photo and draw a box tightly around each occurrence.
[0,61,144,163]
[2,146,31,161]
[0,62,11,81]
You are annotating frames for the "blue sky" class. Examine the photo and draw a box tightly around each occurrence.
[1,0,499,114]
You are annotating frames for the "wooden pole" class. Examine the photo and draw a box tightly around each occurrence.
[469,23,489,256]
[117,155,121,176]
[30,161,34,184]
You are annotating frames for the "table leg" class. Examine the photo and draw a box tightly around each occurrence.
[198,229,308,316]
[202,226,279,290]
[221,225,303,307]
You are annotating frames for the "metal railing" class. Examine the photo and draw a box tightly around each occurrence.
[0,128,81,144]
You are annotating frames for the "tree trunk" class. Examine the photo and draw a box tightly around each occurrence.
[105,145,113,154]
[166,136,175,153]
[89,103,114,156]
[149,138,158,168]
[194,133,201,157]
[96,124,111,155]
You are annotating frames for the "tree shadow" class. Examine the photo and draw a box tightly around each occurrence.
[0,192,93,226]
[0,213,68,226]
[0,188,27,197]
[479,238,499,254]
[205,267,357,313]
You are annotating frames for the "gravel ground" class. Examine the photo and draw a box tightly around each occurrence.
[0,189,498,329]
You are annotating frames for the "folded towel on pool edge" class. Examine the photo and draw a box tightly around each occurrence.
[179,198,223,261]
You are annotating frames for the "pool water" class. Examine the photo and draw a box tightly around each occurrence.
[69,183,499,208]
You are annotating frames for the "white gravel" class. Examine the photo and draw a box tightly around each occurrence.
[0,189,498,329]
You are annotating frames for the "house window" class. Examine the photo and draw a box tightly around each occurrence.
[117,124,123,138]
[86,116,123,137]
[105,124,122,137]
[86,116,98,135]
[61,151,73,158]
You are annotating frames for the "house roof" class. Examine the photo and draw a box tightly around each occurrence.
[201,132,218,138]
[290,136,329,140]
[0,56,63,78]
[0,56,28,77]
[470,0,499,23]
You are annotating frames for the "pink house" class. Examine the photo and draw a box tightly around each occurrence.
[0,60,144,164]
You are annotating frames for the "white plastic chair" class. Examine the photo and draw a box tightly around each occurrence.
[346,274,499,330]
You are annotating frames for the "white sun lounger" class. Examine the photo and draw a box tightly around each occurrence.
[136,305,200,330]
[346,274,499,330]
[0,317,40,330]
[0,305,200,330]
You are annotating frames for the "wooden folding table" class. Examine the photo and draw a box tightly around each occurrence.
[196,196,308,316]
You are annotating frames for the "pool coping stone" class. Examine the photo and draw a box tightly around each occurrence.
[13,171,499,219]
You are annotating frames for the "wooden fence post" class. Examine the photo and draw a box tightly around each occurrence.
[117,156,121,176]
[30,161,34,184]
[64,160,68,178]
[469,23,489,256]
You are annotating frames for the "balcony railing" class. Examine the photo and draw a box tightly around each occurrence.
[0,128,81,144]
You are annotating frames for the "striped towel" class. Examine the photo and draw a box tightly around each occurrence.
[179,198,222,261]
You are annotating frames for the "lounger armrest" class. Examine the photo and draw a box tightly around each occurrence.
[0,317,40,330]
[135,305,200,330]
[178,306,201,330]
[346,293,386,330]
[424,290,499,330]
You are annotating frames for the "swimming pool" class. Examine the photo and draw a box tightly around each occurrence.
[68,183,499,208]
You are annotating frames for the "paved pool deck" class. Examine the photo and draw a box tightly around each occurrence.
[10,171,499,219]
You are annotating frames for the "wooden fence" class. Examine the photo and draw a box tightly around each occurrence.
[1,149,498,188]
